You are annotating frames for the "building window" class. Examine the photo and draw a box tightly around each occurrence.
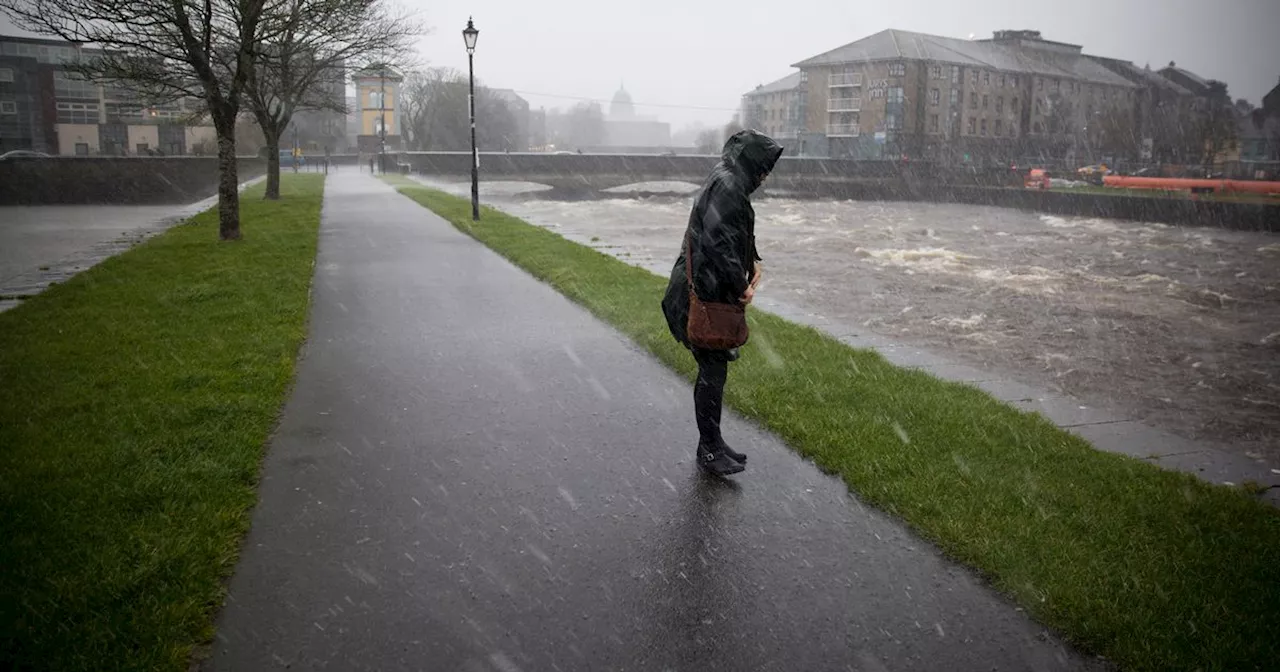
[1035,99,1042,115]
[982,95,989,109]
[1033,121,1043,134]
[970,70,979,85]
[887,87,904,103]
[1009,124,1016,138]
[1037,77,1044,91]
[950,89,959,106]
[55,101,99,123]
[930,65,942,79]
[929,88,940,105]
[983,72,991,86]
[0,100,15,114]
[136,143,149,154]
[980,119,987,136]
[929,113,939,132]
[1012,97,1019,112]
[951,66,960,84]
[1011,75,1019,88]
[1102,88,1109,101]
[1054,78,1060,92]
[970,93,977,109]
[75,142,89,155]
[996,97,1003,114]
[0,67,12,82]
[54,71,98,100]
[967,117,976,135]
[369,91,385,109]
[999,74,1006,88]
[889,62,905,76]
[995,119,1003,136]
[885,112,901,130]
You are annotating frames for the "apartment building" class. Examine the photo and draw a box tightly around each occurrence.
[789,29,1139,163]
[0,35,215,155]
[353,65,402,154]
[740,71,807,141]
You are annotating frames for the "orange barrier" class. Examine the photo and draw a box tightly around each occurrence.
[1103,175,1280,195]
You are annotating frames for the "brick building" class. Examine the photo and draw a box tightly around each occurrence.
[786,29,1139,164]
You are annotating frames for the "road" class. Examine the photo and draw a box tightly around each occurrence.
[206,173,1099,671]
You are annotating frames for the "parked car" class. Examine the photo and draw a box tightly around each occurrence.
[0,150,51,160]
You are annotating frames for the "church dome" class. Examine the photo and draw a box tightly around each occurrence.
[609,85,636,119]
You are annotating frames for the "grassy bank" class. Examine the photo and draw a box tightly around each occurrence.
[385,176,1280,671]
[0,175,324,671]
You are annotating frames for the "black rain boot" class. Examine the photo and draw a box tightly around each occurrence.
[697,442,745,477]
[717,441,748,464]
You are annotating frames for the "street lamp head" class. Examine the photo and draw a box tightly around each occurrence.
[463,17,479,54]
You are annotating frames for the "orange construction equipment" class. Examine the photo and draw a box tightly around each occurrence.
[1103,175,1280,195]
[1025,168,1051,189]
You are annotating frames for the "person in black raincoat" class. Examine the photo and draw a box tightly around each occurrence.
[661,130,784,476]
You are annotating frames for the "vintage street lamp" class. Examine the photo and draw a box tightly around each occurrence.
[463,17,480,220]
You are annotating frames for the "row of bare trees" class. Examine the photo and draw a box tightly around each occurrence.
[0,0,421,240]
[399,67,521,151]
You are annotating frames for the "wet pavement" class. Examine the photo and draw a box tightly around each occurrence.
[418,179,1280,481]
[206,173,1105,671]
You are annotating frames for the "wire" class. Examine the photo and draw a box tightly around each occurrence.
[507,89,741,113]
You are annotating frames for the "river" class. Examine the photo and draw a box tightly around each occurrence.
[417,178,1280,467]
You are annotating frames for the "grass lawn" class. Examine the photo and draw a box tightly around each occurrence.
[0,175,324,671]
[384,175,1280,672]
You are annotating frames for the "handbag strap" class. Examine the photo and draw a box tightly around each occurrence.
[684,230,696,300]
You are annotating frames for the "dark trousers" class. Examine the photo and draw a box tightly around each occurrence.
[693,350,729,447]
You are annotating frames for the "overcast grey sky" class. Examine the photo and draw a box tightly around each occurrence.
[5,0,1278,130]
[405,0,1278,130]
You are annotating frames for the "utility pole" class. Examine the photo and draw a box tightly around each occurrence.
[379,66,387,175]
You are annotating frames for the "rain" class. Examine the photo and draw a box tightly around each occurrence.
[1,0,1279,671]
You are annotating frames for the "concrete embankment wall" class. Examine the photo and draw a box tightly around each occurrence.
[0,157,267,205]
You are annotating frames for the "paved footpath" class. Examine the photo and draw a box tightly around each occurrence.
[206,173,1104,672]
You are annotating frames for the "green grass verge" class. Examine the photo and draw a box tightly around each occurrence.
[0,175,324,671]
[385,175,1280,672]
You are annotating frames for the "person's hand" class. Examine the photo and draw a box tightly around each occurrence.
[750,261,763,288]
[741,285,756,306]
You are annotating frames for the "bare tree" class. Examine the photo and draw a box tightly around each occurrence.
[694,128,721,154]
[399,68,520,151]
[1,0,272,240]
[247,0,420,199]
[1194,81,1238,168]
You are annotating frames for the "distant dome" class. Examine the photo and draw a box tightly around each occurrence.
[610,85,636,120]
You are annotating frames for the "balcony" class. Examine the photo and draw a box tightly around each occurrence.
[828,97,861,112]
[828,72,862,88]
[827,124,860,137]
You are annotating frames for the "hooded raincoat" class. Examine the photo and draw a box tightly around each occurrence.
[661,130,784,355]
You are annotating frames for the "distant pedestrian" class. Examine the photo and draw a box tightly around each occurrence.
[661,130,783,477]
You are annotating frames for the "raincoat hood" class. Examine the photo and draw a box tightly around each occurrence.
[721,130,784,192]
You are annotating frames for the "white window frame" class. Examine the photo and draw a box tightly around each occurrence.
[0,100,16,114]
[0,67,13,83]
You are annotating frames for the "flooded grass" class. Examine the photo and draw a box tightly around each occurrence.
[0,175,324,671]
[388,178,1280,672]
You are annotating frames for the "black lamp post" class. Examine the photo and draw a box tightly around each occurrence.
[463,17,480,221]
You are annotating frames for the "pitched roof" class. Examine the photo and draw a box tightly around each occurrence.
[791,28,1135,87]
[1087,56,1193,96]
[744,71,804,97]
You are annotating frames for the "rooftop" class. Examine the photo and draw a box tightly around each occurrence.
[744,71,805,97]
[791,28,1136,88]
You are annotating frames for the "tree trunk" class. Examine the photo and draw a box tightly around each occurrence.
[264,126,281,200]
[215,123,242,241]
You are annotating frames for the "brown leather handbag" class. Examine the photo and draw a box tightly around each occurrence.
[685,232,749,350]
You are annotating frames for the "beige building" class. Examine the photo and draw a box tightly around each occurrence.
[791,29,1138,163]
[353,66,402,153]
